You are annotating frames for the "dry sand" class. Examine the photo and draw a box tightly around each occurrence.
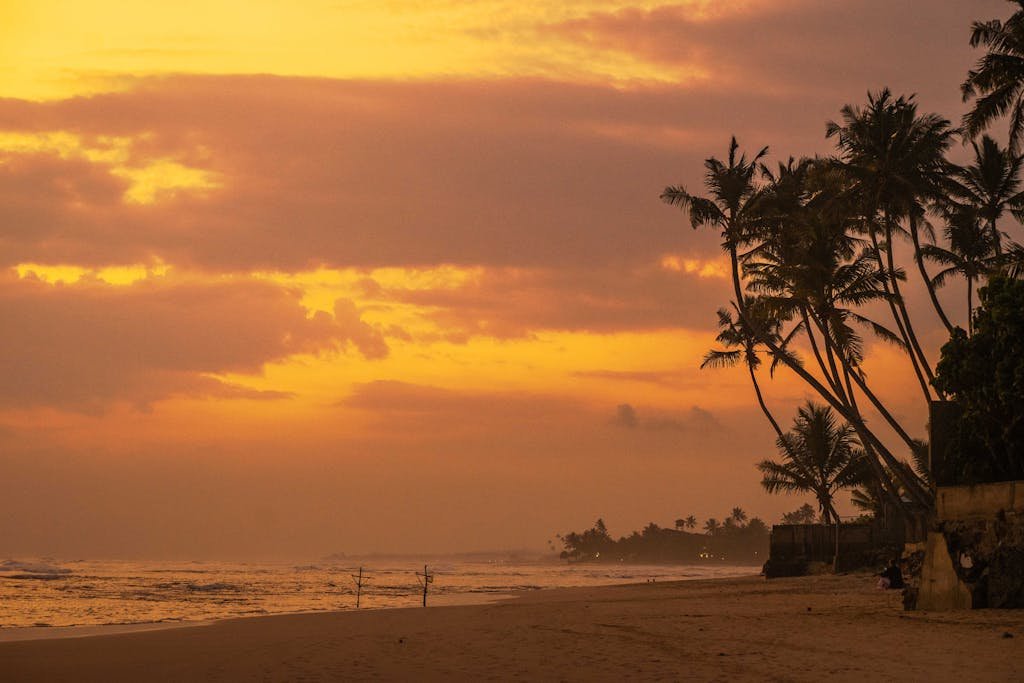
[1,573,1022,681]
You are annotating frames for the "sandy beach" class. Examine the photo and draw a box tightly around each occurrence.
[1,573,1021,681]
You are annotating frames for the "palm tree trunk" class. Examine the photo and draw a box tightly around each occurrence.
[990,217,1003,259]
[841,368,909,511]
[846,367,919,452]
[968,275,974,337]
[883,218,938,389]
[815,313,851,403]
[728,242,929,510]
[909,213,955,335]
[868,225,934,403]
[805,307,920,453]
[801,309,847,401]
[748,363,783,439]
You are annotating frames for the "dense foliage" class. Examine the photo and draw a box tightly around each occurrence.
[934,276,1024,482]
[559,512,768,564]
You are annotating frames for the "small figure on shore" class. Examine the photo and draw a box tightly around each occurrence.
[877,559,904,590]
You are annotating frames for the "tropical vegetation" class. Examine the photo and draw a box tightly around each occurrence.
[663,2,1024,524]
[558,511,768,564]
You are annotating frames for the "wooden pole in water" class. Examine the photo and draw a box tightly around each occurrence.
[416,564,433,607]
[351,566,367,609]
[422,564,428,607]
[356,566,363,608]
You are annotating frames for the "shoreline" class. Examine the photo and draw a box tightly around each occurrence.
[0,565,762,643]
[2,573,1022,681]
[0,590,522,643]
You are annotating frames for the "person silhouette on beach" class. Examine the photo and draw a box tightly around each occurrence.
[877,559,904,590]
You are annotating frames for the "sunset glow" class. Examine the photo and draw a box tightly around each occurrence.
[0,0,1004,559]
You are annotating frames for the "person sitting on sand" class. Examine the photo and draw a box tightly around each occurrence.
[877,559,904,590]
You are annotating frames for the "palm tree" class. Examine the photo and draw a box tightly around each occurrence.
[701,297,787,437]
[661,137,768,308]
[703,518,720,536]
[730,507,748,525]
[758,402,866,525]
[944,135,1024,258]
[827,90,956,398]
[962,2,1024,150]
[685,515,697,529]
[921,208,1002,336]
[743,167,932,507]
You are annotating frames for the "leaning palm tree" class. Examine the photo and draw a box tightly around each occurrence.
[743,168,932,507]
[827,90,956,399]
[921,208,1003,336]
[701,297,789,437]
[757,402,866,526]
[962,2,1024,150]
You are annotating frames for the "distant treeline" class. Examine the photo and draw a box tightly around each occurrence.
[558,510,769,564]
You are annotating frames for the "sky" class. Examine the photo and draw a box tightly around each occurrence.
[0,0,1012,559]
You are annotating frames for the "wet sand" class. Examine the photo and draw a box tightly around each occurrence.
[1,573,1021,681]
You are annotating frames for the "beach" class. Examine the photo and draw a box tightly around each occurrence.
[2,573,1021,681]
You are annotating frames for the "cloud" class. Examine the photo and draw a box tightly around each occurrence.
[384,264,729,337]
[0,74,838,274]
[615,403,638,428]
[545,1,1003,106]
[612,402,722,433]
[0,274,386,412]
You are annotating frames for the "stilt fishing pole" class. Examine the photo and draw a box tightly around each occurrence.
[350,566,370,608]
[415,564,434,607]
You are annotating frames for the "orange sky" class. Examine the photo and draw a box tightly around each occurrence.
[0,0,1010,559]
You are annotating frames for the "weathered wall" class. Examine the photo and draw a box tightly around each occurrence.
[936,481,1024,521]
[913,481,1024,610]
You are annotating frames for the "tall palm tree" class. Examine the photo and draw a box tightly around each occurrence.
[921,208,1003,336]
[944,134,1024,257]
[758,402,865,525]
[826,90,956,398]
[743,166,930,504]
[662,142,932,513]
[962,2,1024,150]
[685,515,697,529]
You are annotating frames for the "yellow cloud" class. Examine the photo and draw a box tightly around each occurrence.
[0,131,220,204]
[15,262,168,285]
[112,159,221,204]
[660,254,727,279]
[1,0,766,100]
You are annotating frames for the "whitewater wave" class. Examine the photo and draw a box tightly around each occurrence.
[0,559,72,578]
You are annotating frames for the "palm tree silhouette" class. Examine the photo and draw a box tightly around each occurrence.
[742,162,930,506]
[922,208,1003,336]
[701,297,787,437]
[944,135,1024,258]
[962,2,1024,150]
[661,137,768,308]
[758,402,865,525]
[730,507,748,526]
[827,90,956,399]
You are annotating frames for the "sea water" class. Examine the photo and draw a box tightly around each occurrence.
[0,558,757,630]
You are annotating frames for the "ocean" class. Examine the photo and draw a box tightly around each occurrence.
[0,558,758,630]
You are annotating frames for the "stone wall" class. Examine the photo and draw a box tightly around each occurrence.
[915,480,1024,610]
